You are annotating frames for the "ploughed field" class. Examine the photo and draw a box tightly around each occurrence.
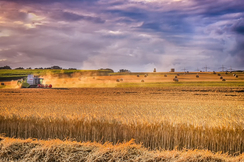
[0,86,244,160]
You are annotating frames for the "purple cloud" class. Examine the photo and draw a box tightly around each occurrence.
[0,0,243,71]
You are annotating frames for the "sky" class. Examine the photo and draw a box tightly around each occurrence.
[0,0,243,72]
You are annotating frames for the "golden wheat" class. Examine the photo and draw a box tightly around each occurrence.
[1,137,244,162]
[0,87,244,155]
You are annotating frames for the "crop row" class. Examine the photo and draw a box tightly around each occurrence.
[0,115,243,154]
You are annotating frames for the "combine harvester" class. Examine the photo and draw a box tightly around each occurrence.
[17,75,52,88]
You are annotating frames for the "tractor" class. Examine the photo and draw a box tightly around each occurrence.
[17,75,52,88]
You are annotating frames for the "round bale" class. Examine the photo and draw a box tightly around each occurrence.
[137,75,140,77]
[141,80,144,82]
[144,74,147,77]
[220,76,223,79]
[175,76,177,78]
[196,75,199,78]
[164,74,167,77]
[235,75,238,78]
[1,83,4,86]
[222,79,226,81]
[120,78,123,81]
[218,74,221,76]
[116,79,120,82]
[173,78,178,82]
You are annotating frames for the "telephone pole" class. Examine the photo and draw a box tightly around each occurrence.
[218,65,226,72]
[229,66,232,72]
[203,65,209,72]
[221,65,225,72]
[182,67,187,72]
[195,67,200,72]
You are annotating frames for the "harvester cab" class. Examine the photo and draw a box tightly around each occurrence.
[17,74,52,88]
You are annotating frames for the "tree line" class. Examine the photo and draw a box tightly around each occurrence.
[0,65,74,70]
[1,65,131,73]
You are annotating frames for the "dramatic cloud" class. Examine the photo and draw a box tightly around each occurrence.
[49,11,105,23]
[0,0,243,71]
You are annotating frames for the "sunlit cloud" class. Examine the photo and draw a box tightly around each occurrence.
[0,0,243,71]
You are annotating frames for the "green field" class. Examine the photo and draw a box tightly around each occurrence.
[0,69,113,81]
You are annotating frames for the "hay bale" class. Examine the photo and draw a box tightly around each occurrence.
[177,74,180,76]
[235,75,238,78]
[222,79,226,81]
[218,74,221,76]
[233,74,236,76]
[174,76,177,78]
[116,79,120,82]
[196,75,199,78]
[225,72,228,74]
[137,75,140,77]
[1,83,4,86]
[213,71,216,74]
[173,78,178,82]
[144,74,147,77]
[164,74,167,77]
[141,80,144,82]
[120,78,123,81]
[220,76,223,79]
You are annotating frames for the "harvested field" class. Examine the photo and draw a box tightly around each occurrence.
[46,72,244,88]
[1,137,244,162]
[1,72,244,88]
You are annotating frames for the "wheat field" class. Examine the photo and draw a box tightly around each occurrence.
[1,137,244,162]
[1,72,244,161]
[1,84,244,161]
